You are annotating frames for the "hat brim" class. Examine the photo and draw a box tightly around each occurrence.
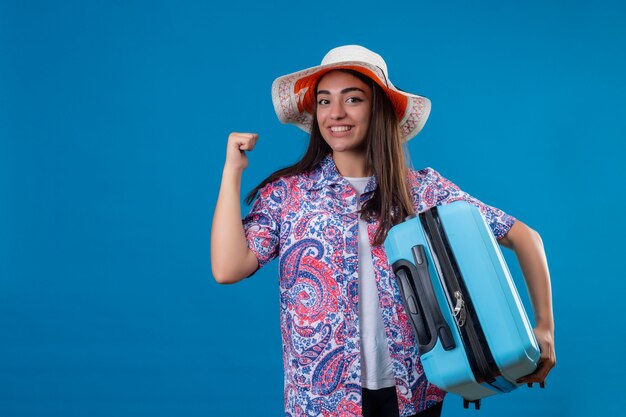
[271,61,431,141]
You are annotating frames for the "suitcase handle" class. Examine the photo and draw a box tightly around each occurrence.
[395,266,431,347]
[393,245,456,355]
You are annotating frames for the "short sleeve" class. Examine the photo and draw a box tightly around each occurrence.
[242,180,283,269]
[429,168,516,240]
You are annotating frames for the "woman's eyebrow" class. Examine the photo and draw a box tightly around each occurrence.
[316,87,367,95]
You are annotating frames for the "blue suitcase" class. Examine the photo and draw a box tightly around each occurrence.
[384,201,540,409]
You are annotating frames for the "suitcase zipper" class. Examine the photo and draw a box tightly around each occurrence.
[452,291,466,327]
[420,207,500,385]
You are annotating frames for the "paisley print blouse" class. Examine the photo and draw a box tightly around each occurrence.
[242,154,516,417]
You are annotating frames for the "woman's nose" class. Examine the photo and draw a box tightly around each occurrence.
[329,100,346,119]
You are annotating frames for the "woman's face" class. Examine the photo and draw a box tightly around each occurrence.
[316,71,372,156]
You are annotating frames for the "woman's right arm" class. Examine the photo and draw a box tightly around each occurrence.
[210,132,260,284]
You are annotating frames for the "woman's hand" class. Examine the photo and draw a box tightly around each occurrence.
[225,132,258,172]
[517,325,556,386]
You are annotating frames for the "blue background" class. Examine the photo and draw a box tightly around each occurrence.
[1,1,625,416]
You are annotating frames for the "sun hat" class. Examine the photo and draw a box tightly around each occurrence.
[271,45,431,142]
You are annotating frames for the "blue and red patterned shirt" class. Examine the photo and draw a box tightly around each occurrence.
[242,154,516,417]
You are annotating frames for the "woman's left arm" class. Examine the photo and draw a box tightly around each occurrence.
[499,221,556,385]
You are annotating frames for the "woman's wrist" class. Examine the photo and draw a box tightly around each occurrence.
[534,318,555,333]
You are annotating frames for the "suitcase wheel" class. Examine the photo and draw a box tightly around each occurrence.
[463,399,481,410]
[527,382,546,389]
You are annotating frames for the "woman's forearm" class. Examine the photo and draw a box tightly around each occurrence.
[501,220,556,383]
[507,221,554,330]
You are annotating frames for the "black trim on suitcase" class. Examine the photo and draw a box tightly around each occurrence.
[420,207,501,385]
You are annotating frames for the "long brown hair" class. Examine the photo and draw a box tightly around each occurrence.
[245,69,415,246]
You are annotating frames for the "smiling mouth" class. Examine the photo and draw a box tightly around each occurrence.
[330,126,353,132]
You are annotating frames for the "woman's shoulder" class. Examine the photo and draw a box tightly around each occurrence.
[408,166,445,185]
[255,171,307,200]
[256,157,329,198]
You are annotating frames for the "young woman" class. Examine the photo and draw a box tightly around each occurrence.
[211,45,555,417]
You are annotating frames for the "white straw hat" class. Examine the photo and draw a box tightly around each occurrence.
[271,45,431,141]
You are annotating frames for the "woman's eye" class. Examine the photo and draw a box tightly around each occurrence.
[318,99,329,105]
[346,97,363,103]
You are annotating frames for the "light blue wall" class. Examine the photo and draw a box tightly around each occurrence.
[2,1,624,416]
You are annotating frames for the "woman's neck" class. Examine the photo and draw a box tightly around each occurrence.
[331,151,370,178]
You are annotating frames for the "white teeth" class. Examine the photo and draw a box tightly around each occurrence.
[330,126,352,132]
